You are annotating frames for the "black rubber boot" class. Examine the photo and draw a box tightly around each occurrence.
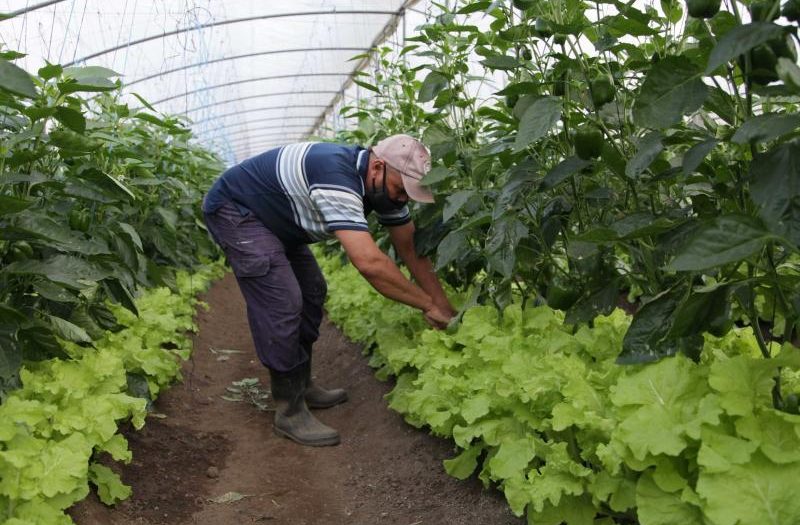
[304,354,348,409]
[269,364,340,447]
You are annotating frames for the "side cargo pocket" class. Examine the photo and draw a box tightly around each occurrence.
[228,253,271,278]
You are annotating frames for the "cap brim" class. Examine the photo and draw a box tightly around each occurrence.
[402,173,435,203]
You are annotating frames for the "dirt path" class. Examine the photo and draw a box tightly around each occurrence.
[69,273,523,525]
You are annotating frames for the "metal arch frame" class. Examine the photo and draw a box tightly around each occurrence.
[212,124,314,141]
[5,0,66,17]
[216,125,314,142]
[182,91,340,115]
[138,73,350,107]
[228,135,307,149]
[309,1,421,135]
[216,141,306,159]
[208,130,309,143]
[65,9,399,66]
[228,143,304,159]
[197,115,322,136]
[227,141,308,156]
[192,105,329,125]
[225,132,310,148]
[226,137,309,155]
[217,130,310,145]
[226,131,310,144]
[125,47,368,88]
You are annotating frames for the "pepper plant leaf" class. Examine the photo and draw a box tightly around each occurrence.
[53,107,86,134]
[705,22,785,75]
[749,140,800,245]
[513,97,561,152]
[682,138,718,175]
[633,55,707,129]
[418,71,448,102]
[732,113,800,144]
[540,156,590,191]
[667,215,774,271]
[625,131,664,178]
[0,59,36,98]
[0,196,33,216]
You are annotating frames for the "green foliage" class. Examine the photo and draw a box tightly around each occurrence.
[0,263,223,524]
[337,0,800,373]
[0,41,226,525]
[0,55,223,393]
[319,250,800,524]
[88,464,131,505]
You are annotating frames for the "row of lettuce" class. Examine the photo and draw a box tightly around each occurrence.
[0,266,222,525]
[0,50,224,522]
[319,251,800,525]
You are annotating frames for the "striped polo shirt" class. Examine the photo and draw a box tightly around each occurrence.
[202,142,410,245]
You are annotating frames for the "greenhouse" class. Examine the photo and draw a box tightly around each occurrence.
[1,0,799,523]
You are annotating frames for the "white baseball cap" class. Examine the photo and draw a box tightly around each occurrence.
[372,134,434,203]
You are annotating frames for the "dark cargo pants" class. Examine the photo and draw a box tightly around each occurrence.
[203,201,326,373]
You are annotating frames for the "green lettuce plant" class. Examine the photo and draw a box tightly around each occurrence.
[0,263,223,525]
[319,250,800,525]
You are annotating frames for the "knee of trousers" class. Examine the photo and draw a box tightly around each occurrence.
[303,275,327,308]
[243,276,304,328]
[285,286,304,320]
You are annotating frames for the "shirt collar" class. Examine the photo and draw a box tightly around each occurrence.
[356,148,369,181]
[356,149,369,195]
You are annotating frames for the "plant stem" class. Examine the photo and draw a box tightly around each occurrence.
[746,263,772,359]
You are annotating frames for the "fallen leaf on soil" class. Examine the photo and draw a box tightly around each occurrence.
[209,347,243,355]
[208,491,250,504]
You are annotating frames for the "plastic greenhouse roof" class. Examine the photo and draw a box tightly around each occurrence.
[0,0,427,164]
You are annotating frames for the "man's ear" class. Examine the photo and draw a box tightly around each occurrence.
[367,157,384,181]
[369,156,384,170]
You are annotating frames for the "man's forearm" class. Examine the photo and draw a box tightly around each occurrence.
[359,253,434,311]
[403,254,453,311]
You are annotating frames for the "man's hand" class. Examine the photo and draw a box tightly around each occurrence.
[389,222,457,319]
[423,304,452,330]
[334,229,456,329]
[436,302,458,319]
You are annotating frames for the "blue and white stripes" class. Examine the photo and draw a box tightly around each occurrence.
[277,142,369,241]
[206,142,412,245]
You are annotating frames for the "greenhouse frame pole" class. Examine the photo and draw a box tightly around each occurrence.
[6,0,65,17]
[227,138,308,153]
[230,144,305,159]
[197,115,322,137]
[64,10,398,67]
[218,132,307,145]
[212,132,306,147]
[192,105,329,125]
[182,91,340,115]
[218,126,314,141]
[227,132,311,149]
[225,131,309,144]
[212,124,315,140]
[125,48,367,88]
[309,0,424,136]
[143,73,350,107]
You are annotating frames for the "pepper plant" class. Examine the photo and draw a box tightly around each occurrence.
[340,0,800,410]
[0,48,221,397]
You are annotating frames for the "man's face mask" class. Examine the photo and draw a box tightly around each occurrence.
[367,163,406,214]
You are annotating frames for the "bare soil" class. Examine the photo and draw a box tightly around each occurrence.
[69,272,524,525]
